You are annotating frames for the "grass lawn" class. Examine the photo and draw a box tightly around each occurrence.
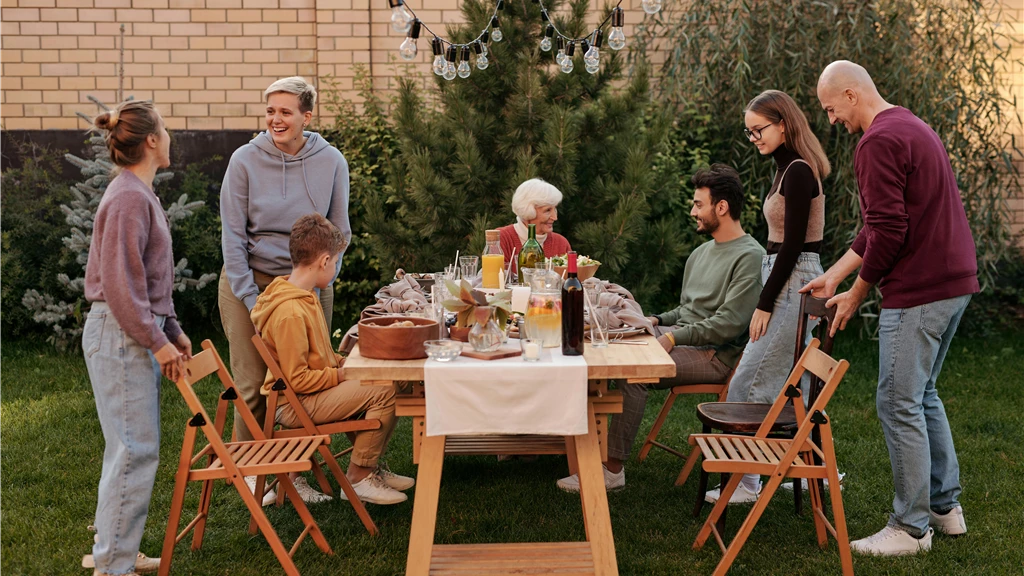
[3,329,1023,575]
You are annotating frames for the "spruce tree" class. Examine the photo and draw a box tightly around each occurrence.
[364,0,699,309]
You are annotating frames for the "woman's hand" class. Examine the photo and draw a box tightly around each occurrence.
[155,342,185,382]
[175,332,193,360]
[749,309,771,342]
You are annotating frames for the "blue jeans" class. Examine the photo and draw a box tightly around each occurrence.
[728,253,823,403]
[83,302,164,575]
[877,294,971,537]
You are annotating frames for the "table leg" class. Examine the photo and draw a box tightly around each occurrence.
[574,403,618,576]
[406,434,446,576]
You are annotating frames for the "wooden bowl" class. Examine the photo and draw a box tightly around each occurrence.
[358,316,439,360]
[448,325,472,342]
[551,264,600,282]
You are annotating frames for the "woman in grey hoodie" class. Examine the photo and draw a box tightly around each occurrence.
[218,76,352,491]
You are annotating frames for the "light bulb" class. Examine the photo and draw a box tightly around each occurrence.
[584,29,601,72]
[641,0,662,14]
[584,45,599,67]
[608,27,626,51]
[431,37,445,75]
[473,41,488,70]
[443,61,457,80]
[540,24,554,52]
[399,19,421,61]
[586,62,599,74]
[490,16,503,42]
[540,37,552,52]
[389,0,413,34]
[555,49,565,65]
[457,46,471,78]
[442,46,457,80]
[560,58,574,74]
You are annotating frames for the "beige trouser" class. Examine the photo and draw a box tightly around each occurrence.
[218,267,335,442]
[275,380,397,468]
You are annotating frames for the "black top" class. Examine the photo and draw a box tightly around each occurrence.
[758,146,821,313]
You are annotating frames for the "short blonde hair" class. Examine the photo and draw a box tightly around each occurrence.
[511,178,563,221]
[264,76,317,113]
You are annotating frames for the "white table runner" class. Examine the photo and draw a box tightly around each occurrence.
[423,345,588,437]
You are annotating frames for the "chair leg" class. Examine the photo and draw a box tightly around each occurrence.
[248,474,271,535]
[807,475,828,548]
[692,468,708,518]
[277,474,333,555]
[311,454,335,498]
[233,476,302,576]
[793,475,803,515]
[191,479,215,550]
[694,473,742,549]
[710,474,784,576]
[675,446,701,487]
[716,473,728,536]
[638,392,678,462]
[821,437,854,576]
[160,427,197,576]
[321,444,379,536]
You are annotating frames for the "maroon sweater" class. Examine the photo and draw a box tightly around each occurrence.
[85,170,183,352]
[498,224,572,274]
[851,107,979,308]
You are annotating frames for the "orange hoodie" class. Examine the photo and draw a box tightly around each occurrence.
[250,276,343,395]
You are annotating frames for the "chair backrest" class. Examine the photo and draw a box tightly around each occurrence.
[176,340,266,443]
[250,332,324,438]
[794,293,839,406]
[756,338,849,440]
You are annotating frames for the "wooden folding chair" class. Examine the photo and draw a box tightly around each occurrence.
[682,294,838,518]
[250,332,380,536]
[159,340,333,576]
[636,363,737,462]
[676,338,853,575]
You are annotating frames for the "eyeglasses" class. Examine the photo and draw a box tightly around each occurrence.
[743,123,775,141]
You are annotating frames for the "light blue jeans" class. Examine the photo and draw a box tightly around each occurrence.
[83,302,164,575]
[728,253,824,404]
[877,294,971,537]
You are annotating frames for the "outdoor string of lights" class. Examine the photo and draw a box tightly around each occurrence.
[387,0,661,80]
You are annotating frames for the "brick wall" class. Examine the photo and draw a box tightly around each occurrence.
[1,0,1021,236]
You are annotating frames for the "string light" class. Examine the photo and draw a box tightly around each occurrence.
[443,45,457,80]
[560,41,575,73]
[400,19,421,61]
[388,0,414,33]
[490,16,503,42]
[607,7,626,51]
[431,37,445,75]
[555,36,566,65]
[540,25,554,52]
[584,29,601,74]
[473,41,489,69]
[458,46,472,78]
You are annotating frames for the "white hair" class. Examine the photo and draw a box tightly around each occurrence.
[511,178,563,221]
[264,76,317,113]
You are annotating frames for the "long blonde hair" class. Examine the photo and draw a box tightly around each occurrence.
[745,90,831,180]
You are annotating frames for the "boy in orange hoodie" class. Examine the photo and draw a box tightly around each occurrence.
[251,213,412,505]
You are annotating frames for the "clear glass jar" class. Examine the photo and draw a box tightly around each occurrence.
[468,317,503,352]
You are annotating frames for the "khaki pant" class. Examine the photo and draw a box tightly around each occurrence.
[275,380,397,468]
[218,268,335,442]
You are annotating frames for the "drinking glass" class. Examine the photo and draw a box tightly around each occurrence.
[589,305,610,348]
[459,256,479,280]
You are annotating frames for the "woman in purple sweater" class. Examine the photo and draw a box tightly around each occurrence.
[82,101,192,576]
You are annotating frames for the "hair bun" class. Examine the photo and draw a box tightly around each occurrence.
[94,109,120,131]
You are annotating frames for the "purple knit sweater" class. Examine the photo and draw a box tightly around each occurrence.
[85,170,183,352]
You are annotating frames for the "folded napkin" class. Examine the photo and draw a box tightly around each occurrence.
[583,279,655,336]
[361,273,428,319]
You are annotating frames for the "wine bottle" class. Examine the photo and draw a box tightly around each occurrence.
[561,251,584,356]
[518,223,545,284]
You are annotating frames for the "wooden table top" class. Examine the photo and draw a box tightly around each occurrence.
[344,335,676,382]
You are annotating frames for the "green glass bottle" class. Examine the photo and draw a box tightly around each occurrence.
[518,224,545,284]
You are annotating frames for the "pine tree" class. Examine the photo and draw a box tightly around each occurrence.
[22,97,217,350]
[364,0,700,310]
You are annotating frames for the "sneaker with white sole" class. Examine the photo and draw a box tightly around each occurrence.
[339,472,408,505]
[289,476,332,503]
[375,462,415,491]
[780,472,846,492]
[704,483,760,505]
[92,571,141,576]
[244,475,277,506]
[850,525,932,556]
[929,505,967,536]
[82,553,159,574]
[556,466,625,493]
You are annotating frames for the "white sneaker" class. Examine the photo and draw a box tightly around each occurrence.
[339,472,408,505]
[289,476,332,503]
[556,466,625,493]
[92,570,141,576]
[244,476,277,506]
[929,505,967,536]
[704,483,760,504]
[780,472,846,492]
[375,462,415,491]
[82,553,159,574]
[851,525,932,556]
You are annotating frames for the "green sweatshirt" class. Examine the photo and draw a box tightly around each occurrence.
[656,234,765,368]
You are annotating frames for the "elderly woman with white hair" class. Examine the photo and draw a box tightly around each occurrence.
[218,76,351,503]
[498,178,572,273]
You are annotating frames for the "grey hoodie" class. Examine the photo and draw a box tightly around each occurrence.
[221,131,351,310]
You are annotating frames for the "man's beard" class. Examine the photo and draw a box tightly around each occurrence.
[696,213,720,236]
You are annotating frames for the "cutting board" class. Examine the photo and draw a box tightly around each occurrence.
[460,344,523,361]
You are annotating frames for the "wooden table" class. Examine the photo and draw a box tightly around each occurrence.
[345,335,675,576]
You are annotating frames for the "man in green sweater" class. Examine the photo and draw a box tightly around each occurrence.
[558,164,765,493]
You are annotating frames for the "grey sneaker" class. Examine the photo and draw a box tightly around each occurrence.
[704,483,760,505]
[290,476,332,504]
[375,461,415,491]
[851,525,932,556]
[82,553,159,574]
[929,505,967,536]
[556,466,625,493]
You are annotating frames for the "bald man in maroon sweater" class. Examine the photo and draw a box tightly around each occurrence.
[803,61,978,557]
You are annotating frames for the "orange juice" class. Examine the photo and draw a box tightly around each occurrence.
[482,253,504,288]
